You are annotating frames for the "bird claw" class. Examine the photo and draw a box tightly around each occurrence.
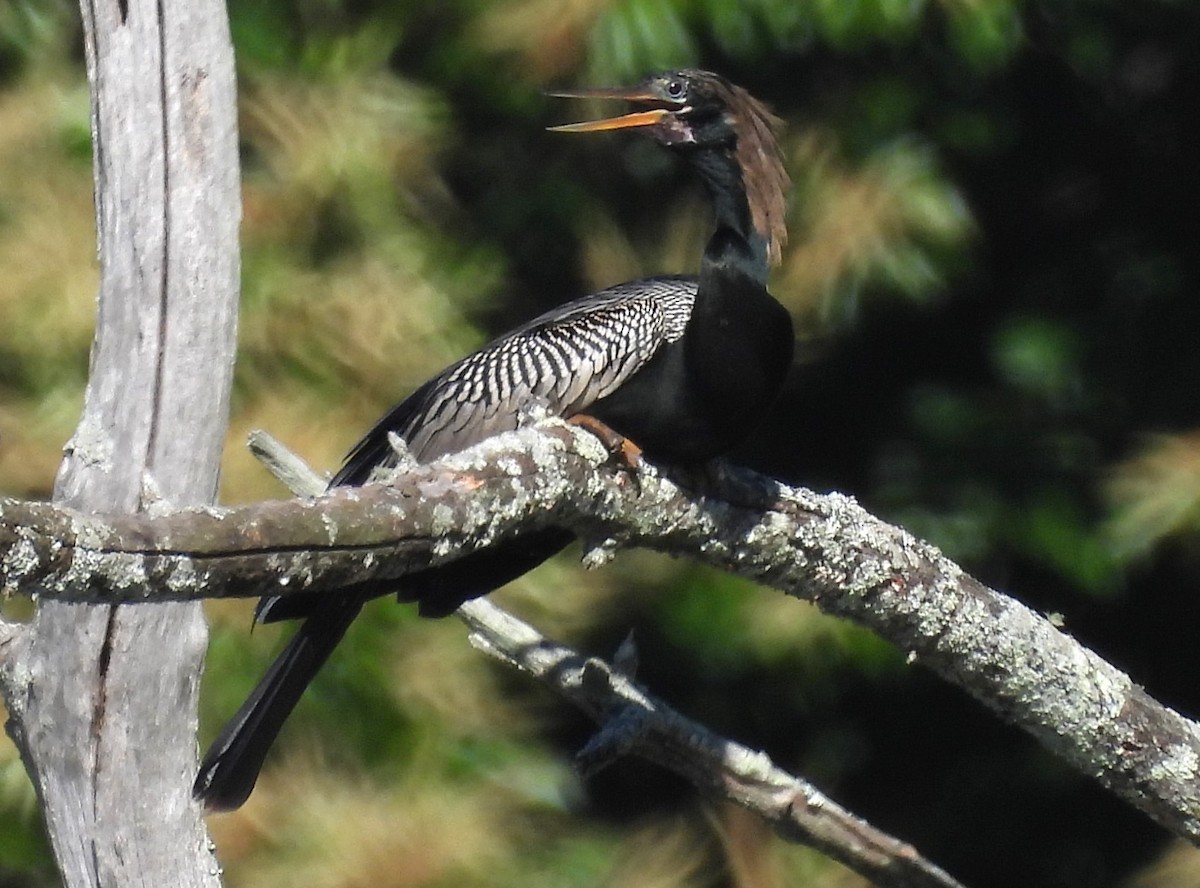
[567,414,645,489]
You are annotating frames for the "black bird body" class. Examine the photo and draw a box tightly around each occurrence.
[195,70,794,811]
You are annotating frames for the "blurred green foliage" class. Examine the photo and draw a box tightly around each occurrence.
[3,0,1200,886]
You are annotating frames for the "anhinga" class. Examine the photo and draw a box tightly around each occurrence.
[194,70,794,812]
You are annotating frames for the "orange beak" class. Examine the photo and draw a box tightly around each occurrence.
[547,86,679,133]
[547,109,671,133]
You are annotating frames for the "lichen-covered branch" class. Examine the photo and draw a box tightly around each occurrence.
[459,598,966,888]
[2,418,1200,845]
[250,431,967,888]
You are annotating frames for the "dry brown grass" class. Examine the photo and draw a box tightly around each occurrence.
[1106,430,1200,560]
[0,77,97,495]
[211,760,524,888]
[778,131,972,321]
[472,0,611,82]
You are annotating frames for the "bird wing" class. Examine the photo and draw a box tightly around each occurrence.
[332,275,696,485]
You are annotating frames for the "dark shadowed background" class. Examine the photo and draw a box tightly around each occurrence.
[1,1,1198,886]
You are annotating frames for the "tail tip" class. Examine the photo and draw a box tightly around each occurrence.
[192,762,253,813]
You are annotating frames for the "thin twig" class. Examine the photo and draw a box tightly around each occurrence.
[459,598,965,888]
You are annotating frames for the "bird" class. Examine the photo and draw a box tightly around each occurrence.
[194,69,795,812]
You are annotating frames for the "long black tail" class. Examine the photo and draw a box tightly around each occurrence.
[194,528,575,811]
[192,596,364,812]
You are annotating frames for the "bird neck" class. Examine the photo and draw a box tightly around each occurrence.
[689,146,770,283]
[697,226,763,300]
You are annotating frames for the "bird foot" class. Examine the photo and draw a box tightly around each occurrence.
[677,458,782,511]
[567,414,645,486]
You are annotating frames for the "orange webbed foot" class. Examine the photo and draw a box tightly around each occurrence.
[567,414,645,486]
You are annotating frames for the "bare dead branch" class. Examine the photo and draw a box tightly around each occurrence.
[247,429,330,495]
[0,1,240,886]
[460,598,967,888]
[2,419,1200,846]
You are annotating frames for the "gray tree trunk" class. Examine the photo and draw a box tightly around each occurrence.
[1,0,240,885]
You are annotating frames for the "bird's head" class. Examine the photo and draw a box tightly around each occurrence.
[550,69,789,266]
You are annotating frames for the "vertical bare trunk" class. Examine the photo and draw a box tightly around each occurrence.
[2,1,240,885]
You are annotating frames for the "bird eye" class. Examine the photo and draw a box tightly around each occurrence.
[665,78,686,100]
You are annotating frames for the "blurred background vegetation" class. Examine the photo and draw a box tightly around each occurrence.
[2,0,1200,885]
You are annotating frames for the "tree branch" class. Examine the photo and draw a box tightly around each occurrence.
[2,419,1199,847]
[0,1,239,885]
[243,428,968,888]
[459,597,965,888]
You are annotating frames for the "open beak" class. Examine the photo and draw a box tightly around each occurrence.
[547,86,678,134]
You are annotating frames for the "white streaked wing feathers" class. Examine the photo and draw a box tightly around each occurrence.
[401,277,696,462]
